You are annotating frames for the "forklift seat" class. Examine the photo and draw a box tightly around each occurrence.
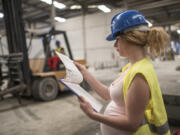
[29,58,44,73]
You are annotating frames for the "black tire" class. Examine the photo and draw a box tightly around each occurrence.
[38,77,58,101]
[32,79,41,100]
[81,80,91,91]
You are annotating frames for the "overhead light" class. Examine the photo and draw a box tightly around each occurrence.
[53,1,66,9]
[55,17,66,23]
[40,0,52,5]
[40,0,66,9]
[70,5,81,9]
[146,20,153,27]
[0,13,4,18]
[177,30,180,34]
[98,5,111,13]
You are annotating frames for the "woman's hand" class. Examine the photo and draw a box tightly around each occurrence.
[74,62,87,74]
[78,96,96,119]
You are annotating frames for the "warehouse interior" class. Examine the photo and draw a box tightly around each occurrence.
[0,0,180,135]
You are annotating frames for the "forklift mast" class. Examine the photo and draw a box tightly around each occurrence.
[40,30,74,72]
[2,0,32,85]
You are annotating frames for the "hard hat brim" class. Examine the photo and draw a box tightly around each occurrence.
[106,34,116,41]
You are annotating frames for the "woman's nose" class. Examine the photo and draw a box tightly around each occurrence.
[114,42,117,48]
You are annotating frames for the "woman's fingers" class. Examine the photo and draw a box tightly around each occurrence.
[74,61,81,68]
[79,101,84,109]
[78,98,87,111]
[77,96,85,105]
[77,96,96,119]
[79,96,86,102]
[74,61,86,71]
[78,96,91,110]
[74,62,80,70]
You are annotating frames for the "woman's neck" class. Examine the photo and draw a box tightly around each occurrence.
[128,46,146,65]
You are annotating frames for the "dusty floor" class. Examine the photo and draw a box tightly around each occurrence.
[0,91,103,135]
[0,57,180,135]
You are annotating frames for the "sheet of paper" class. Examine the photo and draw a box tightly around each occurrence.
[56,52,83,84]
[59,79,103,112]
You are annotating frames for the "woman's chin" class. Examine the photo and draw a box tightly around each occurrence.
[119,54,127,58]
[119,53,123,57]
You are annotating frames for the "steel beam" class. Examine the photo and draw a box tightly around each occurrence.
[130,0,180,11]
[0,84,27,96]
[154,19,180,26]
[144,8,180,17]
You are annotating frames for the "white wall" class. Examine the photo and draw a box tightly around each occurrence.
[0,36,45,58]
[27,38,45,59]
[55,9,125,67]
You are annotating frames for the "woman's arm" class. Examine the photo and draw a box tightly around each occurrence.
[74,62,110,101]
[79,73,150,132]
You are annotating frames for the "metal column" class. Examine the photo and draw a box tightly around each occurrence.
[63,32,73,60]
[2,0,31,85]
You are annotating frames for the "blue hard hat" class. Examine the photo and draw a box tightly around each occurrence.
[56,40,61,46]
[106,10,148,41]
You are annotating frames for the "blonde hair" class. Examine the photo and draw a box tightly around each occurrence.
[120,27,170,56]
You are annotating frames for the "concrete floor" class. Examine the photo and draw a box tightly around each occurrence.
[0,91,103,135]
[0,57,180,135]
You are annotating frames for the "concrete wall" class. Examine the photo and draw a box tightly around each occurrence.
[55,9,125,67]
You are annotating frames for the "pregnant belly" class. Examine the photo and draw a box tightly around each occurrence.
[100,123,132,135]
[100,101,132,135]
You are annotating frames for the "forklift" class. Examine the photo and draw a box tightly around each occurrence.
[28,29,88,101]
[0,0,89,102]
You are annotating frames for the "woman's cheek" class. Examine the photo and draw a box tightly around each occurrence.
[119,46,126,57]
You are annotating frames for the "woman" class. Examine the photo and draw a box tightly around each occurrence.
[74,10,170,135]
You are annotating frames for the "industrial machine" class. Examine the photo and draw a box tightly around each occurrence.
[28,29,88,101]
[0,0,88,102]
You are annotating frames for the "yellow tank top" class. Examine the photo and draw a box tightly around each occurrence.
[122,57,170,135]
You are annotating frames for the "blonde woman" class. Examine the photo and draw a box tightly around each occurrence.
[75,10,170,135]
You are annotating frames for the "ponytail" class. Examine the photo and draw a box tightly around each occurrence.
[146,27,170,56]
[120,26,170,57]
